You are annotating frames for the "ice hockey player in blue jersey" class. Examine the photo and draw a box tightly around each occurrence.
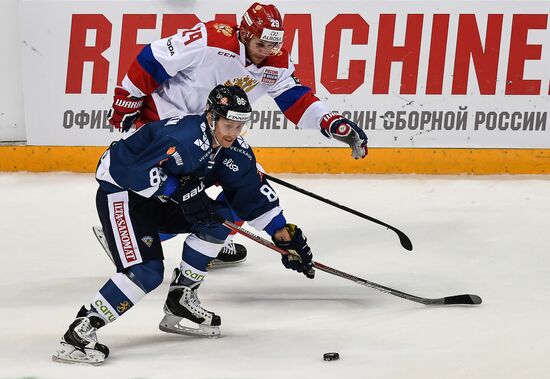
[52,85,315,365]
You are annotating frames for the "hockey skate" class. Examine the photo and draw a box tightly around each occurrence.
[209,240,247,268]
[92,225,115,264]
[159,269,221,338]
[52,306,109,366]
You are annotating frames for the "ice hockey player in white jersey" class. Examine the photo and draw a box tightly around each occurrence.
[108,2,369,160]
[101,2,369,267]
[53,85,315,365]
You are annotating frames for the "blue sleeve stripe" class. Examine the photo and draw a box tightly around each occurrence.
[264,212,287,237]
[136,45,171,86]
[274,86,312,113]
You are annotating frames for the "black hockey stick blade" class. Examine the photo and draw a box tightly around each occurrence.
[443,294,483,305]
[263,174,413,251]
[396,230,413,251]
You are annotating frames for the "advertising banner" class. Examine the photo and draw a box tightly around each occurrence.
[20,0,550,147]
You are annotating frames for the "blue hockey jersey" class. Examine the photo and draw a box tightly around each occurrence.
[96,115,285,232]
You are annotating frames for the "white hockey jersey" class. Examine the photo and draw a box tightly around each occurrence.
[122,21,329,129]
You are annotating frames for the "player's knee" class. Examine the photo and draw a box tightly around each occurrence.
[125,260,164,293]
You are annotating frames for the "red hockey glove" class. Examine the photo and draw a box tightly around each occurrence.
[107,87,144,132]
[320,112,368,159]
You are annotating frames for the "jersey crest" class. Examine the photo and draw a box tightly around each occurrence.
[224,76,258,92]
[205,21,240,54]
[213,23,234,37]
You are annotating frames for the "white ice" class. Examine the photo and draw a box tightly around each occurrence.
[1,172,549,379]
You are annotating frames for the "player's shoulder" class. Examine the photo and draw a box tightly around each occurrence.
[258,48,290,69]
[225,136,255,164]
[204,21,240,55]
[162,115,207,140]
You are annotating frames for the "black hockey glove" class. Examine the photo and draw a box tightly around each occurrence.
[168,177,213,224]
[273,224,315,279]
[320,112,368,159]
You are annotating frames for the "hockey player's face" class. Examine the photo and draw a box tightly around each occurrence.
[214,118,245,148]
[246,37,281,64]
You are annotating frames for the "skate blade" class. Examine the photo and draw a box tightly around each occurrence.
[208,257,246,269]
[52,342,105,366]
[92,226,115,264]
[159,314,220,338]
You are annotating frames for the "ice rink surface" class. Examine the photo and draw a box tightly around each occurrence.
[1,172,549,379]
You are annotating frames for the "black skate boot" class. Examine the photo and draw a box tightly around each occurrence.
[210,241,247,268]
[52,306,109,365]
[159,268,221,338]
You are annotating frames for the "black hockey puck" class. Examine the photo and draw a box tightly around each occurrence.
[323,352,340,361]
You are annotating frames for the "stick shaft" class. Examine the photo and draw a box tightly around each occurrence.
[263,174,413,251]
[221,220,480,306]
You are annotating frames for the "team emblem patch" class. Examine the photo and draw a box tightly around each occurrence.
[214,23,233,37]
[117,301,131,314]
[141,236,154,248]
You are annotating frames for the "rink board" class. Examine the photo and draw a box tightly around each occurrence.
[0,145,548,174]
[19,0,550,148]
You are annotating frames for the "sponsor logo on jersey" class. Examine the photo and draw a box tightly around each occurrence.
[198,151,210,163]
[172,151,184,166]
[230,146,253,161]
[116,301,131,314]
[225,77,258,93]
[113,201,137,262]
[214,23,233,37]
[166,146,176,155]
[166,37,175,56]
[223,158,239,172]
[141,235,154,248]
[95,299,116,322]
[262,69,279,84]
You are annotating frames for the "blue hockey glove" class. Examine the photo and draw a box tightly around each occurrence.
[167,176,213,224]
[273,224,315,279]
[320,112,368,159]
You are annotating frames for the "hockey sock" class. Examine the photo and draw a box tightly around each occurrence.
[90,272,148,324]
